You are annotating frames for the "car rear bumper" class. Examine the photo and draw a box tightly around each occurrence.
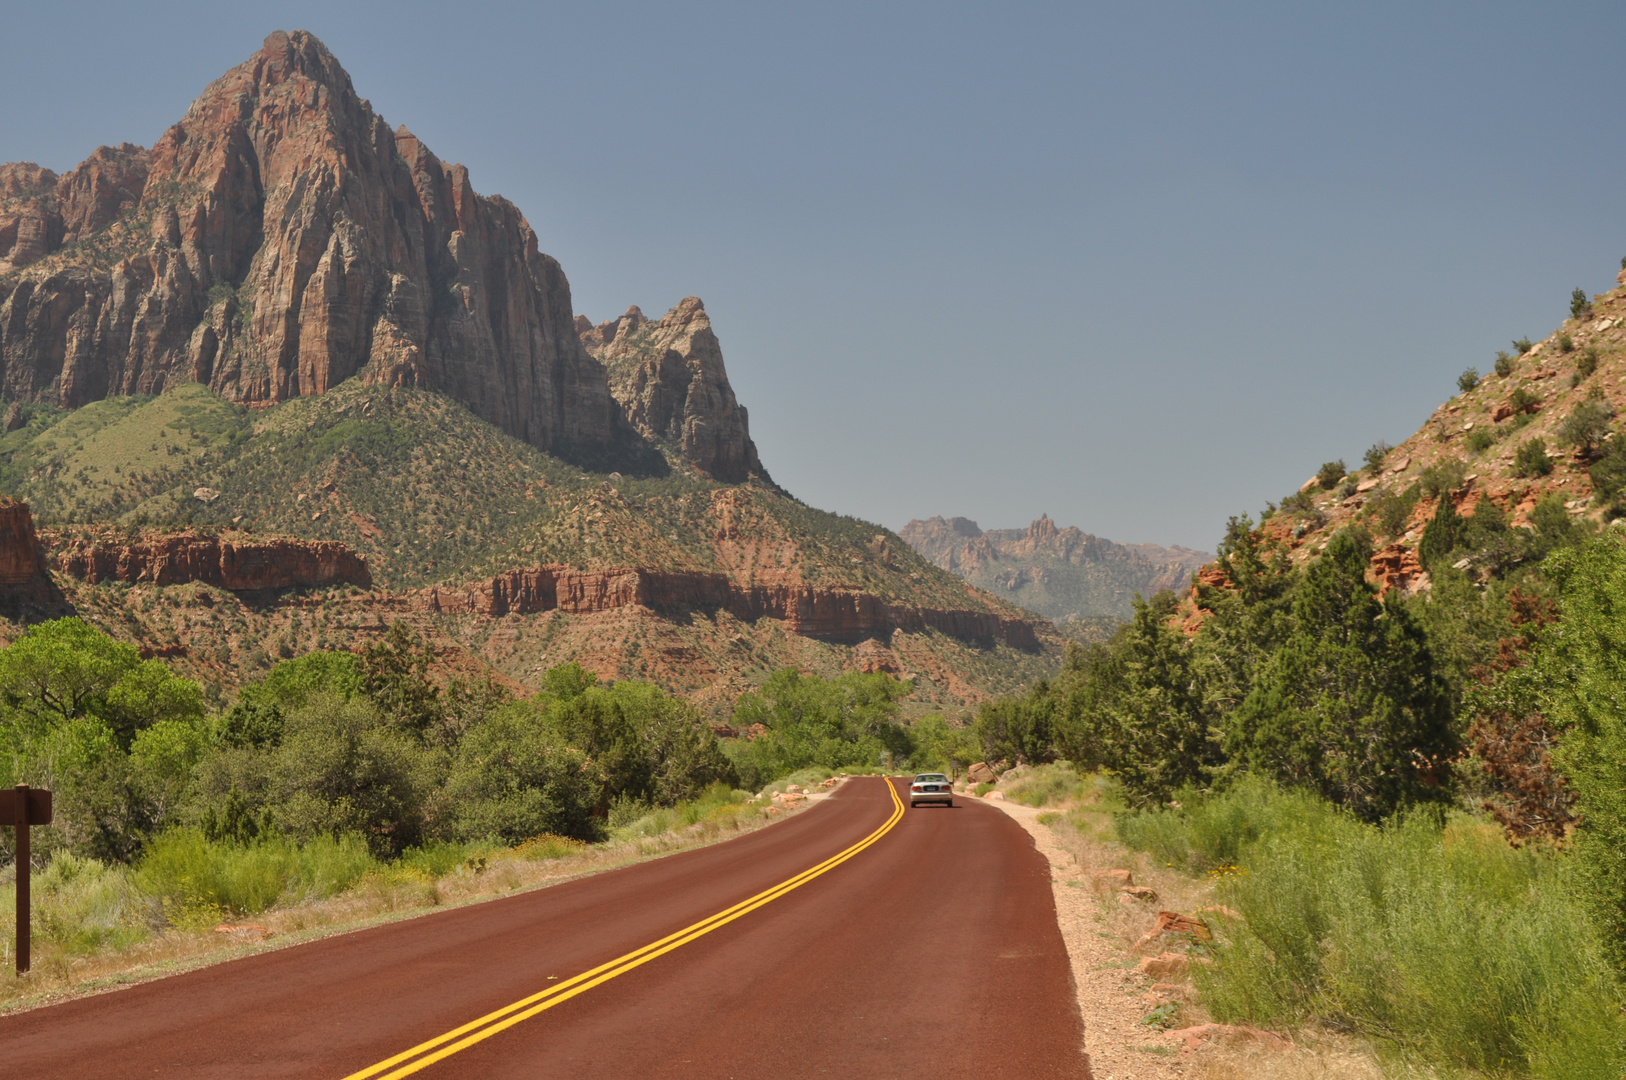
[910,792,953,804]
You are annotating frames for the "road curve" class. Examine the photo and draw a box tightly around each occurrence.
[1,779,1089,1078]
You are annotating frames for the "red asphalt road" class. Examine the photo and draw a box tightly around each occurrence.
[0,779,1089,1079]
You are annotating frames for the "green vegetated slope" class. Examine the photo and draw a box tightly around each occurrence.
[952,277,1626,1077]
[0,380,991,609]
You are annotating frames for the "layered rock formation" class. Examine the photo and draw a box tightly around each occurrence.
[0,498,43,584]
[0,31,625,459]
[577,299,767,482]
[900,515,1211,621]
[48,528,370,590]
[415,565,1037,648]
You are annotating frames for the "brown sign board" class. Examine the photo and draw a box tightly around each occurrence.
[0,787,51,826]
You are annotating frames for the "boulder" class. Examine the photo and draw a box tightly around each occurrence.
[967,762,997,784]
[1119,885,1159,902]
[1134,911,1213,952]
[1097,869,1133,887]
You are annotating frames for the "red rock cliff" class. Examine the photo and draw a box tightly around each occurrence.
[416,565,1038,649]
[49,530,370,591]
[0,498,43,585]
[0,31,619,460]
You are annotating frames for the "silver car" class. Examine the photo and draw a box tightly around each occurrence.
[909,773,954,808]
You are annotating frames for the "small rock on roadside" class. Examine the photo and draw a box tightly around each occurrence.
[1097,868,1133,887]
[1163,1023,1292,1052]
[1137,952,1190,977]
[1119,885,1159,902]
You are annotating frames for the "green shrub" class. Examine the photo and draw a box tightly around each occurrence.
[1590,438,1626,503]
[1558,398,1615,454]
[1455,368,1479,393]
[1466,427,1494,453]
[1572,288,1592,319]
[1514,437,1554,478]
[1004,762,1086,807]
[1117,782,1626,1078]
[134,828,377,916]
[1315,460,1346,490]
[1537,536,1626,969]
[1559,332,1575,353]
[1419,457,1466,499]
[1362,441,1392,471]
[0,853,147,957]
[1514,336,1535,354]
[1370,481,1421,537]
[1579,345,1601,378]
[1495,350,1515,378]
[1508,385,1542,415]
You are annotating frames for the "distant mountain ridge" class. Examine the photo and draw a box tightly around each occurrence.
[900,515,1211,623]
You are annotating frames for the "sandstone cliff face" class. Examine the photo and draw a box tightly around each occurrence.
[0,498,43,584]
[0,31,619,460]
[415,565,1037,648]
[577,298,767,483]
[48,529,370,590]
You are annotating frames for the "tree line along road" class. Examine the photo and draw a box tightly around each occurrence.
[0,778,1090,1079]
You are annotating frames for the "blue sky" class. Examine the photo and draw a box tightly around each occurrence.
[4,1,1625,551]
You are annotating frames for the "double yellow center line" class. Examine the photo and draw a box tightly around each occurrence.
[342,777,906,1080]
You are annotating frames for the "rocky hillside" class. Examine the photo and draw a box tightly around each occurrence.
[0,30,756,481]
[1233,267,1626,599]
[901,515,1211,625]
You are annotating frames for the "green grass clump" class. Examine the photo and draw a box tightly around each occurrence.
[134,829,378,917]
[1116,780,1626,1078]
[0,853,148,959]
[613,781,754,839]
[1004,762,1086,807]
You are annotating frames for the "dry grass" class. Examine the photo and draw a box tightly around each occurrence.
[0,796,811,1015]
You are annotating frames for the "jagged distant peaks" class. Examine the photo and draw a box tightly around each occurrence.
[0,30,766,485]
[900,515,1212,622]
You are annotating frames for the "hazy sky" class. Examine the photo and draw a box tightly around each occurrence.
[4,2,1625,551]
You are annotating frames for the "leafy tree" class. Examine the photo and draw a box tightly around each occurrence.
[0,618,202,748]
[974,683,1058,769]
[1226,530,1455,821]
[1494,351,1514,378]
[1457,368,1480,393]
[726,669,912,787]
[266,693,441,856]
[444,702,597,842]
[907,714,980,775]
[545,678,735,811]
[217,650,363,749]
[1571,288,1592,319]
[1316,460,1347,490]
[1363,441,1393,471]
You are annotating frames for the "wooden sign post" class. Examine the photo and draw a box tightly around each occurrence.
[1,784,52,974]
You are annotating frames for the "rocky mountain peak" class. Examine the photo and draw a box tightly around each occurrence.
[0,30,637,465]
[580,297,768,484]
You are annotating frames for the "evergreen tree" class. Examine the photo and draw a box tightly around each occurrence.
[1227,530,1455,821]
